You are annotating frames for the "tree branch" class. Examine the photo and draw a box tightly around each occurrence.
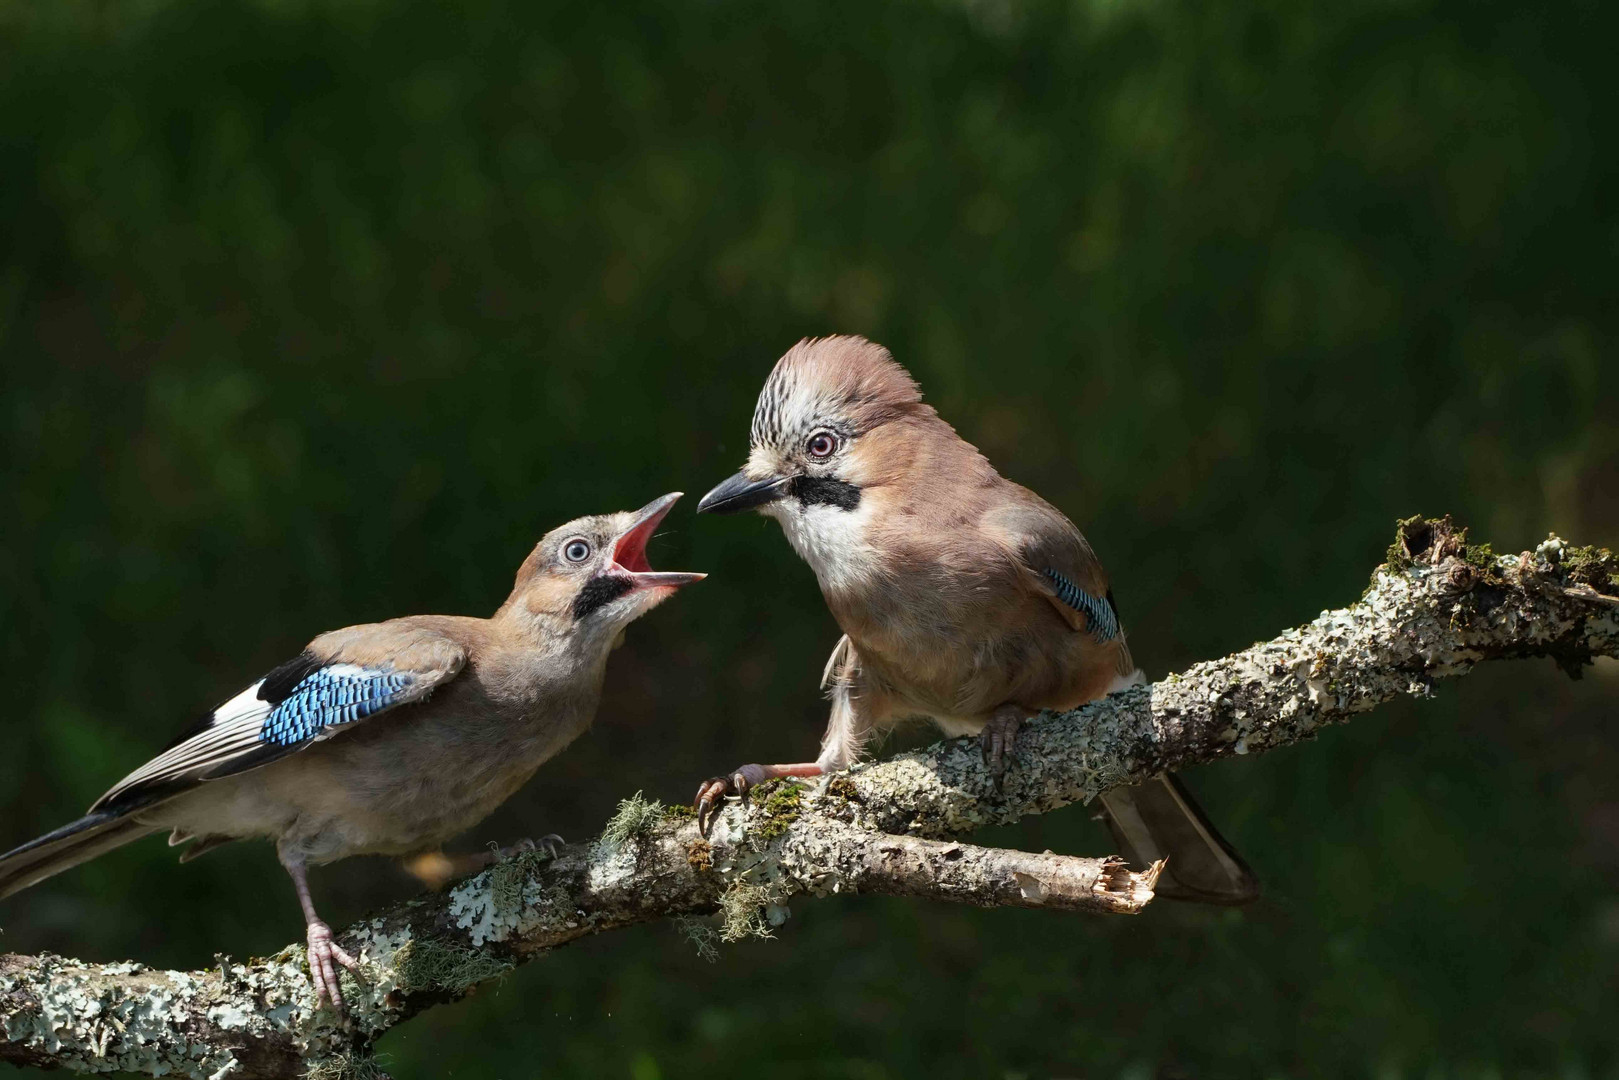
[3,518,1614,1078]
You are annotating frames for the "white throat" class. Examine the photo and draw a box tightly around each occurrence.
[763,498,881,593]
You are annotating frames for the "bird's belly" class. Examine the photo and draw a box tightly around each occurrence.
[857,620,1130,731]
[928,714,988,738]
[137,781,299,844]
[306,736,558,861]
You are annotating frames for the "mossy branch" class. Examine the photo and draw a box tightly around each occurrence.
[2,519,1614,1078]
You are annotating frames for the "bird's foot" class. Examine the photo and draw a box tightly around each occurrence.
[498,834,565,861]
[463,834,566,874]
[306,919,362,1015]
[980,707,1027,792]
[694,764,826,836]
[694,764,770,837]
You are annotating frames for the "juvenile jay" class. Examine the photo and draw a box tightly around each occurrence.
[0,493,703,1008]
[693,337,1257,904]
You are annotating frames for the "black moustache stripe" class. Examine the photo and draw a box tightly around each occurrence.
[790,476,861,510]
[572,575,635,620]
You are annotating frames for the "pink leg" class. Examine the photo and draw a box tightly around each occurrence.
[280,849,361,1014]
[694,763,824,836]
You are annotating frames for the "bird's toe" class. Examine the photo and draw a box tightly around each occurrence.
[306,921,360,1017]
[694,777,734,837]
[330,942,361,972]
[980,711,1025,792]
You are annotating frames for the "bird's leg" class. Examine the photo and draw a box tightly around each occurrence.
[981,704,1033,791]
[694,763,824,836]
[280,848,361,1015]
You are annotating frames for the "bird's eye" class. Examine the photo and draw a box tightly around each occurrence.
[563,539,592,563]
[806,431,838,458]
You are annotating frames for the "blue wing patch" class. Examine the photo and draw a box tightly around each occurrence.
[260,666,418,747]
[1042,569,1119,641]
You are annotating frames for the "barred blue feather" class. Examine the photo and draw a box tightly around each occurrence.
[1042,568,1119,641]
[260,667,418,747]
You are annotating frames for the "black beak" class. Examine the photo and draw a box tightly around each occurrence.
[696,471,791,515]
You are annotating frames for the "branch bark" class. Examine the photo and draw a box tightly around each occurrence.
[3,518,1615,1078]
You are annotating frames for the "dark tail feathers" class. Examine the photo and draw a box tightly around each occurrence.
[1097,771,1259,905]
[0,810,160,900]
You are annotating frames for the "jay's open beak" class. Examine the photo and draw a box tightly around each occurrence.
[696,471,790,515]
[612,492,706,589]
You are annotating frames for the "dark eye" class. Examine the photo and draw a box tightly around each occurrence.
[563,538,592,563]
[806,431,837,458]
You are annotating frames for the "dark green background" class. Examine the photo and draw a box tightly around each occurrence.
[3,1,1616,1076]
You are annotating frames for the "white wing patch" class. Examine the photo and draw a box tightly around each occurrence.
[95,681,272,808]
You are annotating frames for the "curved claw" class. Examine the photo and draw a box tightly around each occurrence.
[694,765,771,837]
[498,834,566,861]
[694,776,733,837]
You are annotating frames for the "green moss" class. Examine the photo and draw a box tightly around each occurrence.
[1460,539,1497,571]
[749,780,802,842]
[394,937,514,994]
[1383,515,1502,582]
[1564,543,1617,593]
[661,802,697,823]
[1385,514,1429,570]
[824,775,859,801]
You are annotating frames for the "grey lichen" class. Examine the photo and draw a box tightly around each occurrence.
[718,877,791,943]
[672,916,721,962]
[305,1048,387,1080]
[5,520,1614,1079]
[487,855,535,920]
[595,790,666,856]
[393,937,512,994]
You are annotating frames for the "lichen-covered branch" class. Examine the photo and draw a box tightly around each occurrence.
[826,520,1618,839]
[3,519,1615,1078]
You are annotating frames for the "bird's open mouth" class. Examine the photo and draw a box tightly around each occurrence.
[611,492,706,589]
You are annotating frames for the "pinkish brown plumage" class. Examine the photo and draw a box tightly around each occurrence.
[695,336,1257,904]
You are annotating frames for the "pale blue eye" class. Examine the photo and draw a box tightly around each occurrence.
[564,539,591,563]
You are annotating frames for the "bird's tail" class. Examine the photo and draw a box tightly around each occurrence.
[1097,772,1260,905]
[0,810,160,900]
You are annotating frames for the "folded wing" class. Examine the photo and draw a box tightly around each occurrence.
[93,624,467,813]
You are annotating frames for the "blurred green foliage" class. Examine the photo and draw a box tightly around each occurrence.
[2,0,1616,1076]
